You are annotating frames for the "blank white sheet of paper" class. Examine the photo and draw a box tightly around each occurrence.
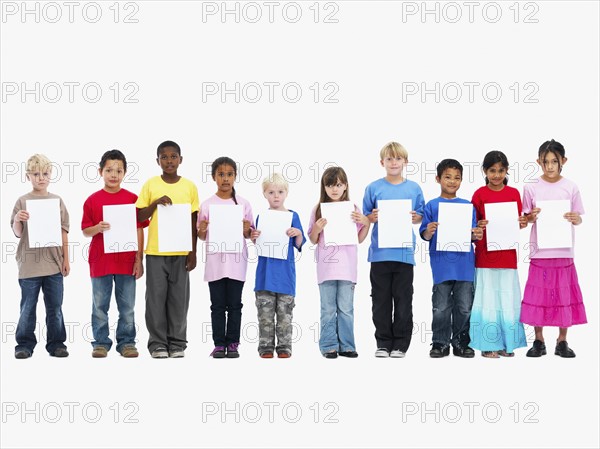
[103,204,138,253]
[378,199,413,249]
[157,204,192,253]
[321,201,358,246]
[536,199,572,249]
[436,202,473,252]
[26,198,62,248]
[484,201,519,251]
[256,209,293,260]
[209,204,244,253]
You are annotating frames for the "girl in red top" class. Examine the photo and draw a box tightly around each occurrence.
[469,151,528,358]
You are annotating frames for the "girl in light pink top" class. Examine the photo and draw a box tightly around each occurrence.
[198,157,253,359]
[520,140,586,358]
[308,167,370,358]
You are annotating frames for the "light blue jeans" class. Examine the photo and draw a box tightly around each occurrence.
[319,280,356,353]
[91,274,136,353]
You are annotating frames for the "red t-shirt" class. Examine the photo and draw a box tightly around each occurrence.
[471,185,522,269]
[81,189,148,278]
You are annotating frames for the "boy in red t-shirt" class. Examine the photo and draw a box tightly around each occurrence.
[82,150,148,358]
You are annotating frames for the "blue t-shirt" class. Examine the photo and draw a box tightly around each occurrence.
[419,197,476,285]
[362,178,425,265]
[254,210,306,296]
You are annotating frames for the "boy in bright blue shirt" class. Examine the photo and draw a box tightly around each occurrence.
[419,159,483,358]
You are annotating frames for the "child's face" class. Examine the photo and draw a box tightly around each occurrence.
[381,155,407,177]
[100,159,125,191]
[213,164,236,195]
[324,179,347,201]
[263,183,288,209]
[538,151,566,181]
[437,168,462,197]
[26,167,51,192]
[484,162,507,188]
[157,147,182,175]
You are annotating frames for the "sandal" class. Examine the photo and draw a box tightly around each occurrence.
[482,351,499,358]
[498,350,514,357]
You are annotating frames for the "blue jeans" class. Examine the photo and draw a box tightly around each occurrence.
[91,274,136,353]
[431,281,474,348]
[319,280,356,353]
[16,272,66,354]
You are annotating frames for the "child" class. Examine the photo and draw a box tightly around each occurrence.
[308,167,370,358]
[520,139,586,358]
[470,150,528,358]
[198,157,253,359]
[363,142,425,358]
[11,154,70,358]
[136,141,199,358]
[251,173,306,358]
[419,159,483,358]
[82,150,148,358]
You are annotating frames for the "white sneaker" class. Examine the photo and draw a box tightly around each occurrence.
[390,349,406,358]
[375,348,390,358]
[169,350,185,358]
[151,347,168,359]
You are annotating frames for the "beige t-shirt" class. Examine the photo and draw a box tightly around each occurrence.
[10,192,70,279]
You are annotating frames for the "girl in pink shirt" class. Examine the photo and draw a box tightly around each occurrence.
[308,167,370,358]
[520,140,586,358]
[198,157,254,359]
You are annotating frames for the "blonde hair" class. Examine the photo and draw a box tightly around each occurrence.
[380,142,408,160]
[262,172,289,192]
[26,154,52,173]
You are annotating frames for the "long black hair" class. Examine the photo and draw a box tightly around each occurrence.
[211,156,238,205]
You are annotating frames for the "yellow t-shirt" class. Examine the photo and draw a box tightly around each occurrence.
[136,176,199,256]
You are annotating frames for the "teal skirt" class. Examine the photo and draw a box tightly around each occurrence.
[469,268,527,352]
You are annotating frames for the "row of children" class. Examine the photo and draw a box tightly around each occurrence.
[10,139,586,360]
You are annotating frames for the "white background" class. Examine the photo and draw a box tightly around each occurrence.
[1,1,598,448]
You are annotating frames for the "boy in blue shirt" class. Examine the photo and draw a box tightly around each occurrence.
[363,142,425,358]
[419,159,483,358]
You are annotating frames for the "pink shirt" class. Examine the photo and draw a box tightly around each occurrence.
[308,204,364,284]
[522,177,584,259]
[199,194,254,282]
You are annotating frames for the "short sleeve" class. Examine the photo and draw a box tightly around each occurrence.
[572,184,585,215]
[60,198,70,232]
[522,184,533,215]
[419,202,433,239]
[135,180,151,209]
[10,198,20,227]
[190,183,200,213]
[413,184,425,216]
[307,205,317,234]
[363,184,375,216]
[81,196,94,230]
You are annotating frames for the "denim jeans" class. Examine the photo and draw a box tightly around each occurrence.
[91,274,136,353]
[16,272,66,354]
[431,280,474,348]
[208,278,244,346]
[319,280,356,353]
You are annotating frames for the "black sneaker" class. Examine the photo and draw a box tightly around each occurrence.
[50,347,69,358]
[323,351,338,359]
[555,341,576,358]
[526,340,547,357]
[453,346,475,358]
[15,349,32,359]
[430,343,450,358]
[338,351,359,358]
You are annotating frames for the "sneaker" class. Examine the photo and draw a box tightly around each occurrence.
[277,349,292,358]
[323,350,338,359]
[151,347,169,359]
[375,348,390,358]
[15,349,32,359]
[226,343,240,359]
[259,350,274,359]
[526,340,547,357]
[92,346,108,358]
[169,349,185,358]
[390,349,406,358]
[120,346,139,358]
[210,346,226,358]
[50,347,69,358]
[555,340,576,358]
[338,351,359,358]
[430,343,450,358]
[453,346,475,358]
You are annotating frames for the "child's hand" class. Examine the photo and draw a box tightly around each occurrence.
[251,229,261,241]
[472,227,484,241]
[367,209,379,223]
[518,215,528,229]
[14,210,29,222]
[62,259,70,277]
[528,207,541,223]
[133,259,144,279]
[351,212,369,227]
[426,222,438,234]
[477,219,489,229]
[411,211,422,224]
[96,221,110,233]
[564,212,582,225]
[198,220,209,234]
[186,252,197,272]
[155,195,173,206]
[287,227,302,238]
[313,218,327,233]
[243,219,252,236]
